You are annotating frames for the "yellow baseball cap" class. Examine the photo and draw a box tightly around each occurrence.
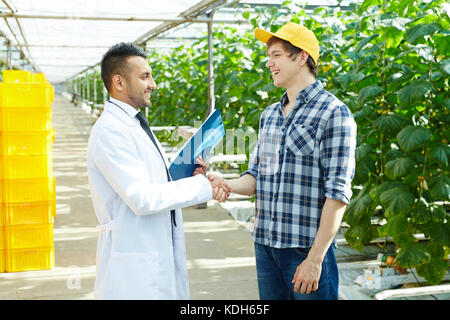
[254,22,319,65]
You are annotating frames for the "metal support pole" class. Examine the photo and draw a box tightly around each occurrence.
[6,40,11,69]
[93,74,97,103]
[207,11,215,116]
[86,75,90,101]
[196,10,216,210]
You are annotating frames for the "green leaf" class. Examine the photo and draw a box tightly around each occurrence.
[344,223,378,252]
[397,0,410,14]
[242,11,251,20]
[429,144,449,167]
[384,214,408,238]
[355,144,372,161]
[403,172,420,187]
[355,34,379,52]
[384,27,404,48]
[396,125,432,153]
[385,157,415,179]
[416,238,449,284]
[336,72,365,88]
[353,159,375,185]
[368,181,403,203]
[380,188,414,216]
[430,176,450,200]
[373,114,408,136]
[439,58,450,75]
[396,243,431,268]
[397,79,433,106]
[360,0,383,12]
[434,35,450,56]
[385,149,405,162]
[345,193,373,225]
[430,204,446,222]
[411,201,431,225]
[379,13,409,31]
[406,23,441,44]
[415,259,449,285]
[428,221,450,247]
[381,213,415,245]
[358,85,383,104]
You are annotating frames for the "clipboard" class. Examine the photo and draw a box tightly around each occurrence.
[169,108,225,181]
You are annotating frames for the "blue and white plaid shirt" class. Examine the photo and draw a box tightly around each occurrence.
[242,80,357,248]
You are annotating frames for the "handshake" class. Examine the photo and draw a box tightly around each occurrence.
[193,157,231,203]
[208,173,231,203]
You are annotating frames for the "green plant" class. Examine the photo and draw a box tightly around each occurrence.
[148,1,449,284]
[67,0,449,284]
[331,0,449,284]
[147,25,281,158]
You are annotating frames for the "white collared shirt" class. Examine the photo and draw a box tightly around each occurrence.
[87,99,212,300]
[108,97,139,123]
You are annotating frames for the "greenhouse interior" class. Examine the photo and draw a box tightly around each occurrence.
[0,0,448,302]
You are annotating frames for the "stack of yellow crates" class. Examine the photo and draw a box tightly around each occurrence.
[0,70,55,272]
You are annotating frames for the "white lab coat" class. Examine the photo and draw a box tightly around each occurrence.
[87,98,212,300]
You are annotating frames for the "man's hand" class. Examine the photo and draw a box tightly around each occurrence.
[191,159,231,202]
[208,174,231,203]
[291,258,322,295]
[207,174,230,189]
[192,156,207,176]
[291,199,346,295]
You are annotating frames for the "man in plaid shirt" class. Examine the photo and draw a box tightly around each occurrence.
[209,22,356,300]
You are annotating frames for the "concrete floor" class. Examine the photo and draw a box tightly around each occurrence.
[0,94,258,300]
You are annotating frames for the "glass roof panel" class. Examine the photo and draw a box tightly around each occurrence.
[0,0,355,83]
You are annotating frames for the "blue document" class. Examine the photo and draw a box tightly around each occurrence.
[169,109,225,181]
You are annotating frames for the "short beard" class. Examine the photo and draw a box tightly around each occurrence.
[129,94,151,109]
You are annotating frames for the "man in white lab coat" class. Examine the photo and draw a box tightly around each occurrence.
[87,42,230,299]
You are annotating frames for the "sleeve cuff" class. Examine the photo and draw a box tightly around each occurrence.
[324,190,352,205]
[240,170,257,179]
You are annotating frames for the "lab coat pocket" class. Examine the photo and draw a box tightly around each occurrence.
[110,251,159,299]
[286,124,316,157]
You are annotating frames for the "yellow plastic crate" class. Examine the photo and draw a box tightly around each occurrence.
[0,155,53,179]
[31,73,47,83]
[0,250,4,273]
[0,227,4,248]
[0,131,53,156]
[50,86,54,102]
[4,223,53,249]
[0,220,4,272]
[5,246,54,272]
[0,107,52,131]
[1,177,55,203]
[1,202,55,226]
[0,83,53,108]
[2,70,32,83]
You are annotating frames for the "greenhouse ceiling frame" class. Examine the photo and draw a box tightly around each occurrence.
[0,0,38,72]
[0,0,350,114]
[0,0,248,113]
[64,0,245,114]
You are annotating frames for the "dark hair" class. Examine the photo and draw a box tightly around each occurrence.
[267,37,318,78]
[101,42,147,92]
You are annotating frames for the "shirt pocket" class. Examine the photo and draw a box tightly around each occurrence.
[286,124,317,157]
[109,250,159,299]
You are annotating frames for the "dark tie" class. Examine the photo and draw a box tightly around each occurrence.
[136,111,176,226]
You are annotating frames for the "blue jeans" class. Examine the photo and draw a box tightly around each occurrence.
[254,242,338,300]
